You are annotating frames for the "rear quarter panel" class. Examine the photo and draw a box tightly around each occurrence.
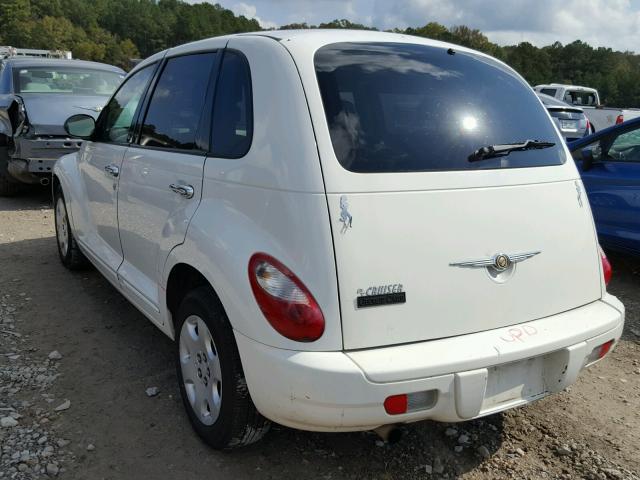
[163,36,342,351]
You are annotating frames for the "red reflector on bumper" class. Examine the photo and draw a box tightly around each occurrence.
[599,340,614,359]
[384,394,408,415]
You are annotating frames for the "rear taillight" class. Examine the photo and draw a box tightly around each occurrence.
[616,114,624,125]
[584,119,591,136]
[248,253,324,342]
[599,246,612,286]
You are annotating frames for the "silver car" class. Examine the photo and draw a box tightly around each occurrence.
[0,58,124,195]
[537,92,590,142]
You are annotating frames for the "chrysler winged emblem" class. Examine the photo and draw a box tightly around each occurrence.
[449,251,541,272]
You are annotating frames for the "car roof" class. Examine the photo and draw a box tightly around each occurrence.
[244,28,481,54]
[134,29,509,77]
[4,57,124,73]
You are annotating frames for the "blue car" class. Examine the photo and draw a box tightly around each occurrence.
[569,117,640,255]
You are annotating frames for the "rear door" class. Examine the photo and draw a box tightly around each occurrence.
[574,126,640,253]
[307,41,602,350]
[116,52,218,317]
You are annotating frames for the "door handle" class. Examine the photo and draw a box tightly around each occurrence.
[104,164,119,177]
[169,183,194,199]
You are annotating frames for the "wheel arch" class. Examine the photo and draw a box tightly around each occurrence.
[166,263,220,335]
[52,151,84,232]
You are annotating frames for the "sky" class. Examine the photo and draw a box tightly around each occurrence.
[186,0,640,52]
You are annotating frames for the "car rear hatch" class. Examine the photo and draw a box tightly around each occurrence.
[310,41,602,350]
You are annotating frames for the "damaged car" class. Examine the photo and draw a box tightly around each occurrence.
[0,57,124,195]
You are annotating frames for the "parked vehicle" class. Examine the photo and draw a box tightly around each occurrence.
[0,46,72,60]
[53,30,624,449]
[534,83,640,132]
[0,57,124,195]
[569,117,640,255]
[536,92,589,142]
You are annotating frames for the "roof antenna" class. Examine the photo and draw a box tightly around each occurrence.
[447,48,455,55]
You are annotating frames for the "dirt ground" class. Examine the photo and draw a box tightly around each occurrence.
[0,190,639,480]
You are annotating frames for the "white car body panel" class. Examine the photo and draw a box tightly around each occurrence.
[328,180,602,350]
[53,30,625,434]
[237,295,623,431]
[117,148,205,318]
[77,142,128,284]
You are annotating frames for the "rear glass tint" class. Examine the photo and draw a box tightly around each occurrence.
[315,42,565,173]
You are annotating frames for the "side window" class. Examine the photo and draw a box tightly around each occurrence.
[541,88,557,97]
[96,65,154,144]
[139,53,216,151]
[607,129,640,162]
[572,128,640,164]
[211,51,252,158]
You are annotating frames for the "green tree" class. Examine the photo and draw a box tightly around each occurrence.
[0,0,32,46]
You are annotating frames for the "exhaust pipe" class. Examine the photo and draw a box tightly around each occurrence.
[374,425,403,444]
[40,177,50,186]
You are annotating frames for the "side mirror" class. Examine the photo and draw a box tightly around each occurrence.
[581,148,594,171]
[64,114,95,139]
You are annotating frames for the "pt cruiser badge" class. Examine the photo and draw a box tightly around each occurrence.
[449,251,541,271]
[356,284,406,308]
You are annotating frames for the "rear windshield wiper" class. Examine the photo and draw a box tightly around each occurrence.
[468,139,555,162]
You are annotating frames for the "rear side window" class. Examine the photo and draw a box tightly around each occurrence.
[140,53,216,151]
[211,51,252,158]
[315,42,565,173]
[540,88,557,97]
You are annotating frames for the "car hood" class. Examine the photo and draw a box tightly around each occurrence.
[19,93,109,136]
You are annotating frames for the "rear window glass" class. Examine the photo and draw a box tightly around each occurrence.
[14,66,123,96]
[563,90,597,106]
[315,42,565,173]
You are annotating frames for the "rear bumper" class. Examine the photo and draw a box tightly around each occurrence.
[7,137,83,183]
[236,295,624,432]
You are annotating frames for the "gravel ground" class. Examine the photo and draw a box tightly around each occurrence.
[0,190,639,480]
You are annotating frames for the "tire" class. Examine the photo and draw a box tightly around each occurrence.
[175,286,270,449]
[0,146,21,197]
[54,186,89,270]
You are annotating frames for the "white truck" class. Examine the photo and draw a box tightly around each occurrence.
[0,46,72,60]
[534,83,640,132]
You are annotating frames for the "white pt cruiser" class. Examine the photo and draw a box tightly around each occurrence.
[53,30,624,449]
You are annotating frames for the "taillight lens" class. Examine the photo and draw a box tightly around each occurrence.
[599,246,612,286]
[248,253,324,342]
[584,119,591,136]
[616,114,624,125]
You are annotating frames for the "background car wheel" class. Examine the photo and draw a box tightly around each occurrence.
[0,146,22,197]
[175,286,270,449]
[54,187,89,270]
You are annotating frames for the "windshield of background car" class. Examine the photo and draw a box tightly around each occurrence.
[314,42,566,173]
[14,66,124,96]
